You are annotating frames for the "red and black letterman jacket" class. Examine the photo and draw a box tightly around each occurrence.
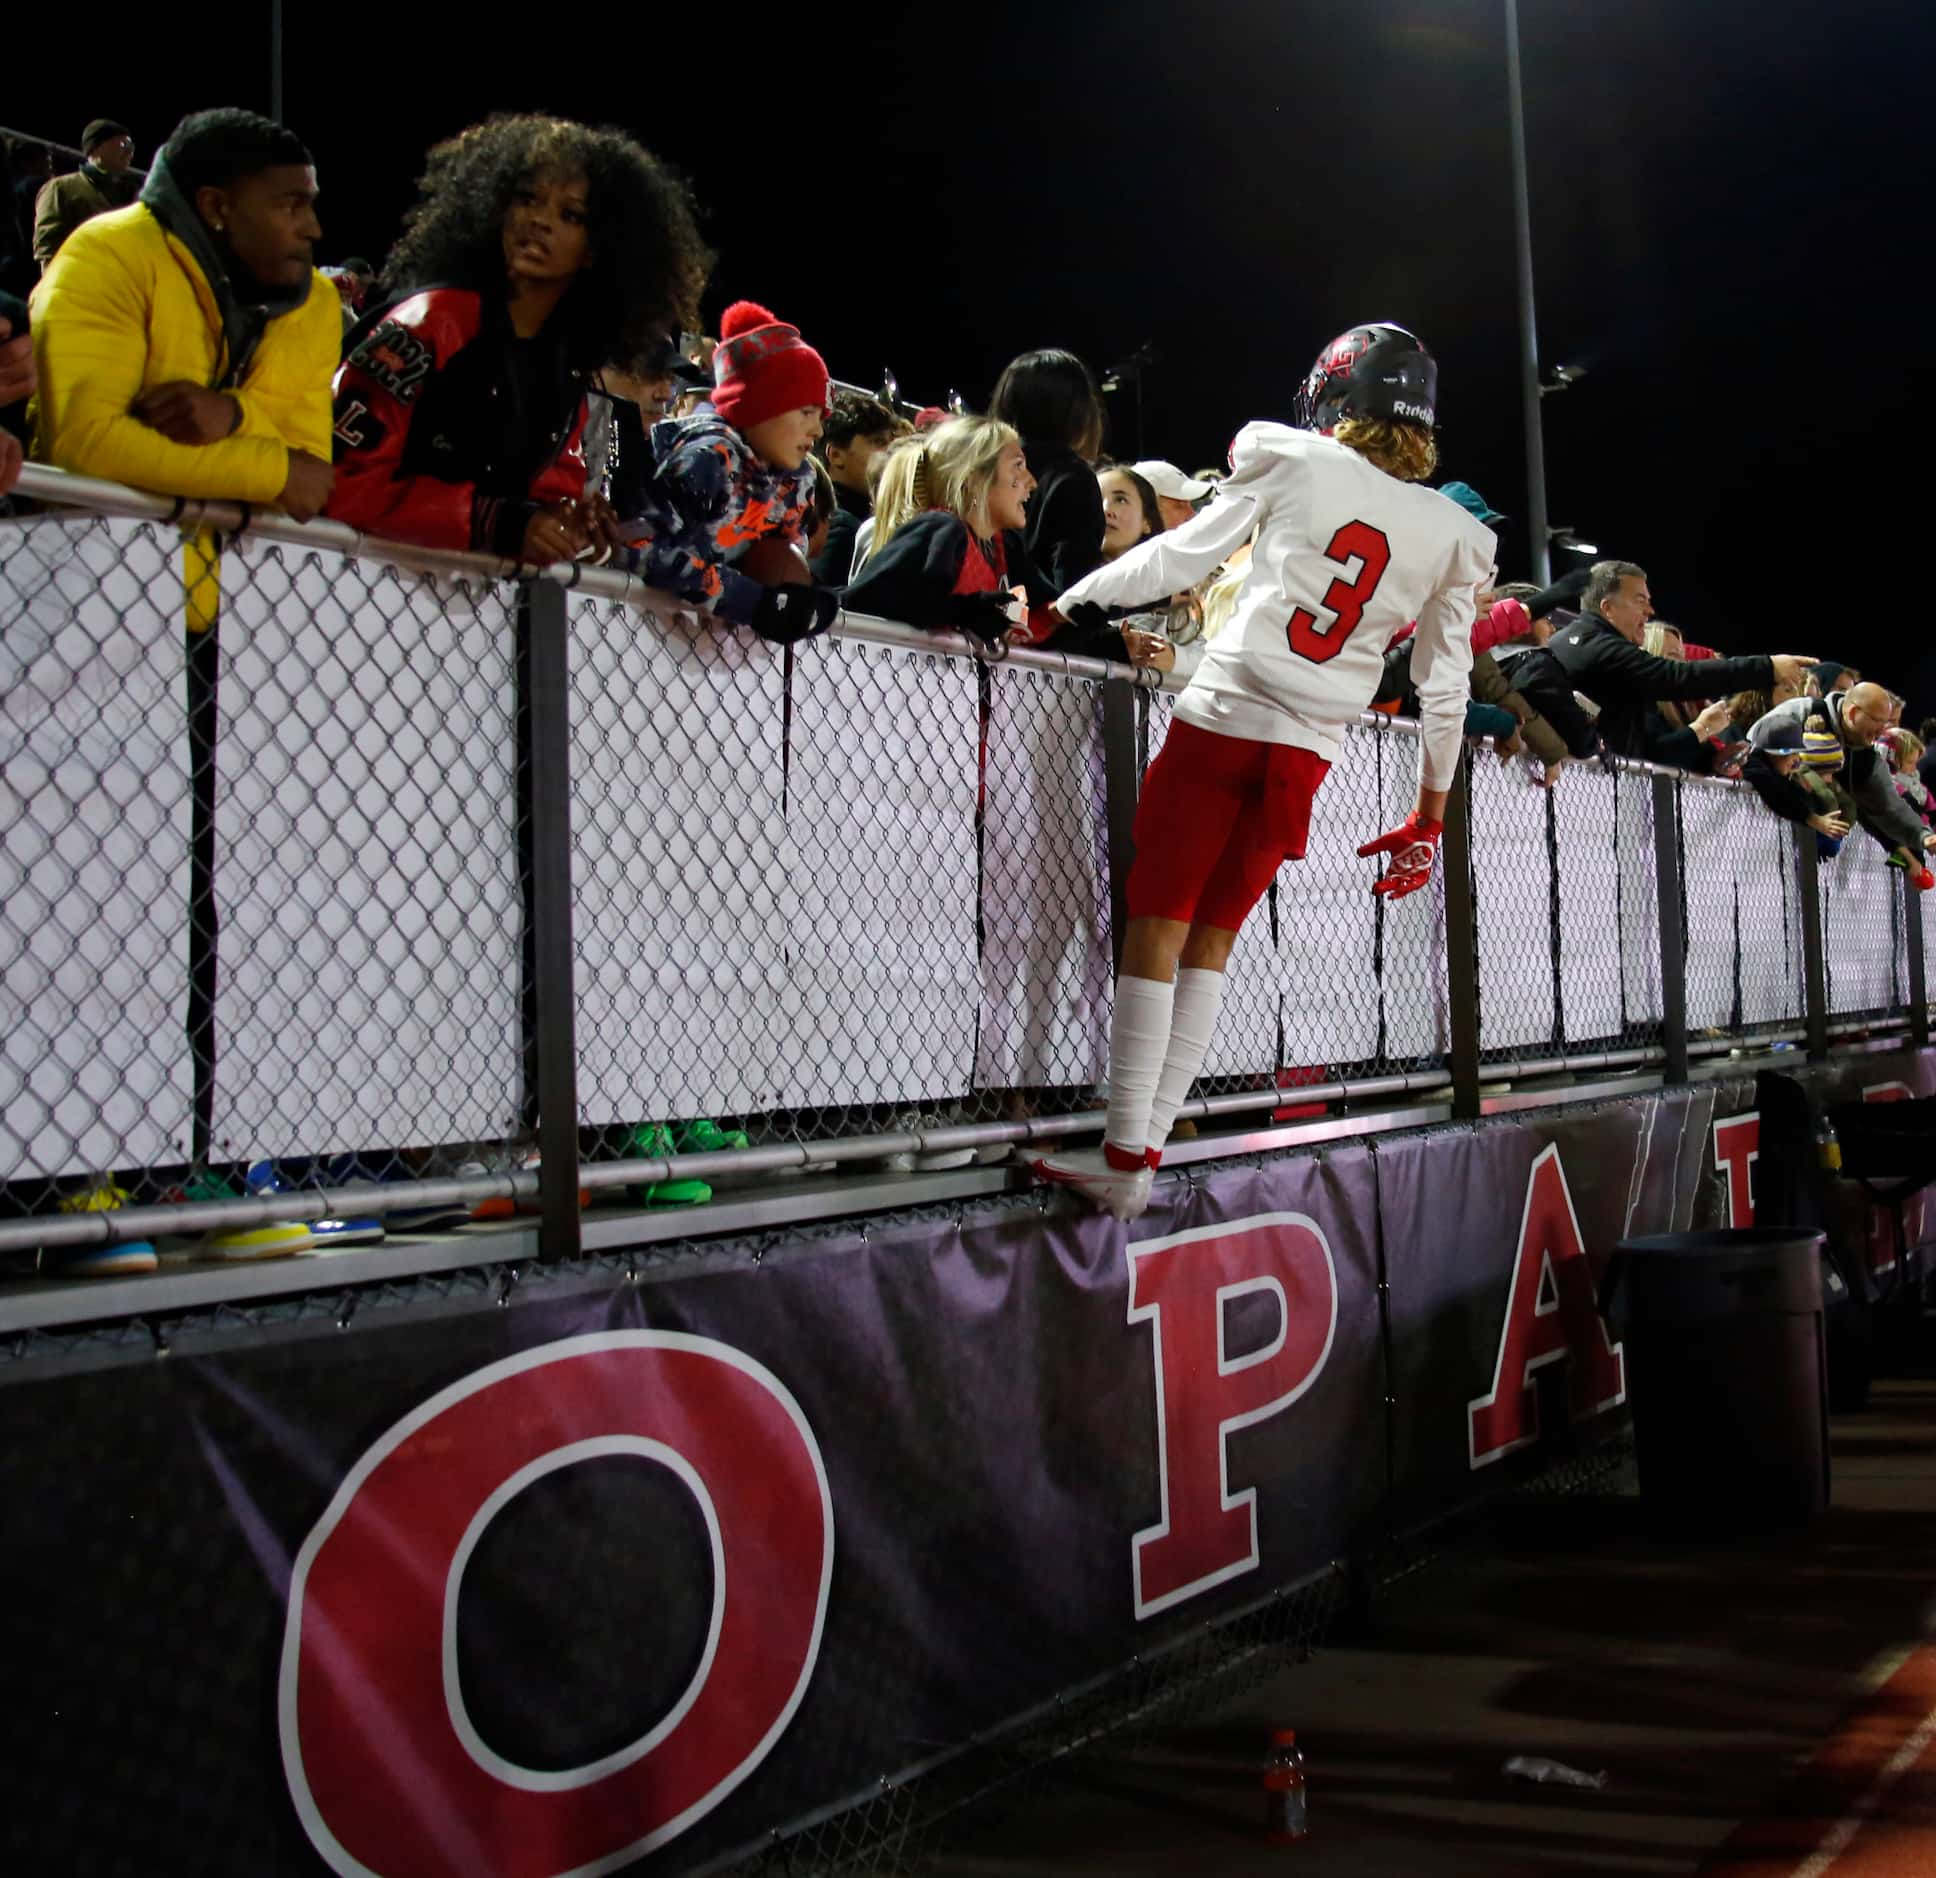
[327,287,589,557]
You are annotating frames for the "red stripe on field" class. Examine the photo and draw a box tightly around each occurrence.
[1700,1645,1936,1876]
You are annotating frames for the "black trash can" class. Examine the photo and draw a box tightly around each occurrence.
[1602,1228,1829,1528]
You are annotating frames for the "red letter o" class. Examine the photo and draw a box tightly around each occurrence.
[279,1331,833,1877]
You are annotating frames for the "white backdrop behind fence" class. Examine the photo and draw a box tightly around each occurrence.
[213,543,523,1159]
[570,597,792,1124]
[976,665,1113,1092]
[0,516,193,1178]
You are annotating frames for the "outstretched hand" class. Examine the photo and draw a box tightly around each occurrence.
[1357,812,1445,900]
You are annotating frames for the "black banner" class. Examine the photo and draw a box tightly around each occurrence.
[2,1054,1930,1876]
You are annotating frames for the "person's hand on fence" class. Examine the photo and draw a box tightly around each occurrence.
[1538,759,1564,790]
[519,500,590,566]
[570,491,622,565]
[0,317,34,407]
[933,590,1017,645]
[750,583,839,645]
[131,381,242,445]
[276,449,335,522]
[1357,813,1444,899]
[1770,655,1818,692]
[0,428,21,497]
[1807,810,1849,839]
[1124,627,1177,672]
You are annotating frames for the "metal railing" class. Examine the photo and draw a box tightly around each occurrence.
[2,462,1928,1261]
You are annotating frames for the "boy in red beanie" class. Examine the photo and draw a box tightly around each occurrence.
[612,299,838,642]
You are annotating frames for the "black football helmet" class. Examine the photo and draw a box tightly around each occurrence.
[1293,324,1438,433]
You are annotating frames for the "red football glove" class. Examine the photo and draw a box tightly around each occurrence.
[1357,812,1444,900]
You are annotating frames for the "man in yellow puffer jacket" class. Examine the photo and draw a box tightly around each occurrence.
[30,107,339,526]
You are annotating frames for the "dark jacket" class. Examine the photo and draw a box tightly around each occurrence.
[843,509,1053,631]
[328,287,588,557]
[1743,748,1817,825]
[1542,615,1774,760]
[0,286,26,444]
[1748,693,1927,855]
[1019,440,1104,595]
[813,478,868,586]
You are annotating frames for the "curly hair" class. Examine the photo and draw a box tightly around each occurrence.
[1332,415,1437,482]
[380,114,711,373]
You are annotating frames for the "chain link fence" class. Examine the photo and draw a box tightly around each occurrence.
[2,469,1928,1263]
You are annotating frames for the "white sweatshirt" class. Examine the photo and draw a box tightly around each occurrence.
[1058,424,1495,791]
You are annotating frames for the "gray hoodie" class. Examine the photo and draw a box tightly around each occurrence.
[1748,693,1925,853]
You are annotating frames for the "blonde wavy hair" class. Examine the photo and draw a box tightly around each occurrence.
[863,416,1019,564]
[1332,415,1438,482]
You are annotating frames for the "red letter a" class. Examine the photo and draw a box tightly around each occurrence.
[1467,1145,1626,1469]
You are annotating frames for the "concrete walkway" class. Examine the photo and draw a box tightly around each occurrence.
[930,1384,1936,1878]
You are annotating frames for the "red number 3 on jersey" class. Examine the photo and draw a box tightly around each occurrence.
[1286,519,1393,664]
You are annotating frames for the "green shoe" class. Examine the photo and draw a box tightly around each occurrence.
[625,1125,712,1208]
[645,1176,713,1208]
[671,1118,750,1153]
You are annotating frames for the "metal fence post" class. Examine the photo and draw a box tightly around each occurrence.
[1903,868,1930,1050]
[1440,753,1482,1119]
[518,577,582,1261]
[1099,677,1142,976]
[1797,831,1830,1062]
[1650,771,1689,1084]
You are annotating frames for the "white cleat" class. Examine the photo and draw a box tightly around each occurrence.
[1024,1147,1154,1222]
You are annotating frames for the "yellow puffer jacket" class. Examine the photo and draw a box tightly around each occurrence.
[29,202,339,504]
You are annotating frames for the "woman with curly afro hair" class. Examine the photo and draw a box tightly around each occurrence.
[327,114,710,565]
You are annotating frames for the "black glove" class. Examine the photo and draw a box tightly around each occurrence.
[750,584,839,646]
[1059,599,1110,637]
[933,589,1015,645]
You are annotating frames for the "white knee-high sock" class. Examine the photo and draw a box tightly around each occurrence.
[1145,968,1227,1157]
[1104,975,1176,1159]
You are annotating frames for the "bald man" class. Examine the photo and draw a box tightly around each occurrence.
[1750,680,1936,869]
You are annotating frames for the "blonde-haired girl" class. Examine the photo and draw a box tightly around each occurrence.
[843,416,1052,640]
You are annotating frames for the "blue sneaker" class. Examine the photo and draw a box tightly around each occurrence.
[53,1239,159,1279]
[246,1160,383,1248]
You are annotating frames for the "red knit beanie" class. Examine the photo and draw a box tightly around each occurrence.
[710,300,830,432]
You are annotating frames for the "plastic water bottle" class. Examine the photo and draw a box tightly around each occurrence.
[1817,1111,1842,1174]
[1263,1729,1308,1844]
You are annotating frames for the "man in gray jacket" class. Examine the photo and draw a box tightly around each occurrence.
[1749,681,1936,866]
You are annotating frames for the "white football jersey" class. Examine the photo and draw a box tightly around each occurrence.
[1059,423,1495,790]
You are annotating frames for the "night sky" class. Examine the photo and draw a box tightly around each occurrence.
[22,0,1932,702]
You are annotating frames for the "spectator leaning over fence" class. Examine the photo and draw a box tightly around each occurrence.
[31,120,140,271]
[328,115,707,570]
[812,388,896,584]
[606,299,841,645]
[1508,559,1815,760]
[1749,681,1936,881]
[1026,323,1492,1221]
[842,416,1047,638]
[29,109,339,537]
[1742,718,1850,844]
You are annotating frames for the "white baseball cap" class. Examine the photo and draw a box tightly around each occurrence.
[1132,460,1215,502]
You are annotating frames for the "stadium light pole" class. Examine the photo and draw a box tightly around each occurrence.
[1504,0,1552,585]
